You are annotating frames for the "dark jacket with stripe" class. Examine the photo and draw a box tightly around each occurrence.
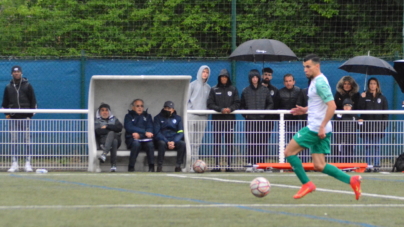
[207,69,240,120]
[153,109,184,143]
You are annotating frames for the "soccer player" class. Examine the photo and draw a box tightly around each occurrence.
[285,54,362,200]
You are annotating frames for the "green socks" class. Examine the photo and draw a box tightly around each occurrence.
[287,155,310,184]
[322,163,351,184]
[287,156,351,185]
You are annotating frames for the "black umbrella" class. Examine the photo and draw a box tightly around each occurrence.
[339,55,396,91]
[229,39,298,62]
[393,60,404,93]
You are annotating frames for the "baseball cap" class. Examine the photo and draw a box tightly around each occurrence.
[164,101,174,109]
[11,66,22,73]
[343,98,353,107]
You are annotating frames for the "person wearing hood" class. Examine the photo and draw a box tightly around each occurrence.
[207,69,240,172]
[332,76,361,162]
[240,69,273,166]
[333,98,361,163]
[154,101,185,172]
[95,103,123,172]
[2,66,37,173]
[358,77,388,171]
[187,65,211,166]
[124,99,155,172]
[334,76,360,111]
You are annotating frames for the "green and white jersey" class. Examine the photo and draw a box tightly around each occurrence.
[307,74,334,133]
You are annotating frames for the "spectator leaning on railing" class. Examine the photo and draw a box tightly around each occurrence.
[278,73,303,143]
[2,65,37,173]
[333,98,361,163]
[240,69,273,166]
[207,68,240,172]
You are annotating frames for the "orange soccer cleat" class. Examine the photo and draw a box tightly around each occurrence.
[293,181,316,199]
[350,175,362,200]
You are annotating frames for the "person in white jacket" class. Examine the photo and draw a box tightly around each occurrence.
[187,65,211,168]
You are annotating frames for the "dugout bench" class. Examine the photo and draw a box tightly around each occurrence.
[87,75,192,172]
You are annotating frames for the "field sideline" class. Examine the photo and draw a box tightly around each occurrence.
[0,172,403,227]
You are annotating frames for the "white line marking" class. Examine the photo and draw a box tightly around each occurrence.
[170,175,404,201]
[0,204,403,210]
[1,173,403,177]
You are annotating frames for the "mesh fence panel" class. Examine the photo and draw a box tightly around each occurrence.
[0,1,402,59]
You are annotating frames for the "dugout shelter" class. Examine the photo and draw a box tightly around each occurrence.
[88,75,192,172]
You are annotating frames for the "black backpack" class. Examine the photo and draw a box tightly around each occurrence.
[392,153,404,172]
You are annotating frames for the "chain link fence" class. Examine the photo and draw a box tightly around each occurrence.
[0,1,402,59]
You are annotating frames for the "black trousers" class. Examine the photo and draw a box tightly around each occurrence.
[245,120,270,164]
[128,140,155,167]
[212,121,235,167]
[156,140,186,166]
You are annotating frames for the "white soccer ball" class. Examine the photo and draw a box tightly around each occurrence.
[193,160,207,173]
[250,177,271,198]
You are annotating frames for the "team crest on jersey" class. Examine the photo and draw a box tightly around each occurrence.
[270,90,274,96]
[227,91,232,96]
[172,119,177,124]
[377,98,381,103]
[143,117,146,121]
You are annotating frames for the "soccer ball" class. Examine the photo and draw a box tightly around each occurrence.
[193,160,207,173]
[250,177,271,198]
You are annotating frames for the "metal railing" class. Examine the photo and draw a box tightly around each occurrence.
[187,110,404,171]
[1,109,403,172]
[0,109,88,171]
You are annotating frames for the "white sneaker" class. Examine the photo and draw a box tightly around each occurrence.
[245,163,253,172]
[25,162,33,172]
[7,162,19,172]
[110,166,117,172]
[98,154,106,163]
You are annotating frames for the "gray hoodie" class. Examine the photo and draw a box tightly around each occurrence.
[187,65,211,120]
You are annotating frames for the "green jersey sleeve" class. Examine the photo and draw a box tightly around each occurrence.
[315,77,334,103]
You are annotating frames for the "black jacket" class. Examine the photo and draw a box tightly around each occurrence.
[278,86,303,120]
[264,83,279,120]
[207,69,240,120]
[358,92,388,137]
[334,91,360,111]
[124,109,154,148]
[334,113,360,143]
[2,78,37,119]
[240,75,273,120]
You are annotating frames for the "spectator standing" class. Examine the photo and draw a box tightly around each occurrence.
[187,65,211,166]
[334,76,360,110]
[261,67,279,110]
[358,77,388,171]
[2,66,37,172]
[95,103,123,172]
[261,67,280,159]
[278,74,303,143]
[124,99,155,172]
[333,99,361,163]
[332,76,361,161]
[240,69,273,165]
[207,69,240,172]
[154,101,186,172]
